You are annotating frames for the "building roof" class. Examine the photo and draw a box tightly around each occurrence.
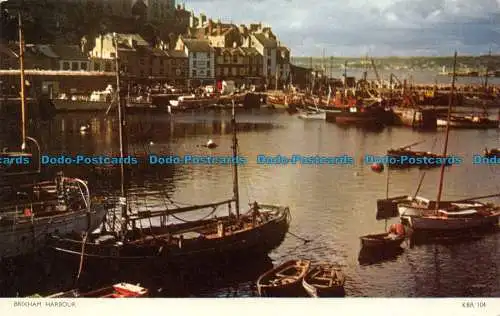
[240,47,260,56]
[112,33,150,47]
[182,39,212,52]
[167,50,187,58]
[50,45,88,61]
[23,44,88,60]
[252,33,277,48]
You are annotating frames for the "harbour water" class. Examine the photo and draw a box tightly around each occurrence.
[0,109,499,297]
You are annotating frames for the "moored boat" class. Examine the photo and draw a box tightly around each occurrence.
[360,223,405,250]
[298,110,326,120]
[302,263,345,297]
[387,148,451,169]
[436,115,499,129]
[256,259,310,297]
[44,283,148,298]
[484,148,500,158]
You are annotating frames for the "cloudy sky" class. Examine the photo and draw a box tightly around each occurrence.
[185,0,500,57]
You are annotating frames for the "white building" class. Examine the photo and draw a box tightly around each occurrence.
[176,37,215,85]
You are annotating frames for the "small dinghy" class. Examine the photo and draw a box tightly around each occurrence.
[302,264,346,297]
[46,283,148,298]
[360,223,405,250]
[256,259,311,297]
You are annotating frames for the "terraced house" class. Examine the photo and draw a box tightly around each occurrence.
[176,37,215,87]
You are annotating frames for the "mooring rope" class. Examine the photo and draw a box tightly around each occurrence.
[286,231,312,244]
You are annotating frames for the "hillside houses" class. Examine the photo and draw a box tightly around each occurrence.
[0,6,292,89]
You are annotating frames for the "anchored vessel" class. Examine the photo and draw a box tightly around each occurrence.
[302,263,345,297]
[256,259,310,297]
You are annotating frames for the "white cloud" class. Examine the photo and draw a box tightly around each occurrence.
[185,0,500,56]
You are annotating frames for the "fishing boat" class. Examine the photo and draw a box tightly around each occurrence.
[484,148,500,158]
[302,263,345,297]
[436,115,499,129]
[42,283,148,298]
[387,147,451,169]
[360,223,405,250]
[256,259,310,297]
[397,53,500,233]
[298,91,327,120]
[0,14,108,260]
[49,37,291,267]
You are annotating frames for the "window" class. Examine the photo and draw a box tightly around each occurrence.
[71,62,78,70]
[192,52,197,58]
[223,53,229,63]
[159,68,163,75]
[240,68,245,76]
[110,52,116,58]
[192,69,197,77]
[206,61,210,67]
[216,68,221,76]
[206,70,211,77]
[62,62,70,70]
[94,62,100,71]
[233,55,238,63]
[231,67,237,76]
[139,58,145,65]
[80,62,87,70]
[223,67,229,75]
[105,62,112,72]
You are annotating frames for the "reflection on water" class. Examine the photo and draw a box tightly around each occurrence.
[0,110,499,297]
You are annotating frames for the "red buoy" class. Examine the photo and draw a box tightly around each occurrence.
[371,163,384,173]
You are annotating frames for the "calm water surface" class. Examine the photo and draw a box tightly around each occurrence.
[1,109,499,297]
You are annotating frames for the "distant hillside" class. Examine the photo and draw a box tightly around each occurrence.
[291,55,500,72]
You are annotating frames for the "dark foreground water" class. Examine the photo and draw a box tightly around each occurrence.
[0,110,499,297]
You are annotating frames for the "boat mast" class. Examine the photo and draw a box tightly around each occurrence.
[435,51,457,211]
[231,99,240,218]
[113,33,129,235]
[18,10,26,150]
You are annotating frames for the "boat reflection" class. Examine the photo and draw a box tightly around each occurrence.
[407,226,499,248]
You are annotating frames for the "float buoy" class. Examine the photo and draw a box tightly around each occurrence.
[206,139,217,149]
[371,163,384,173]
[388,223,405,236]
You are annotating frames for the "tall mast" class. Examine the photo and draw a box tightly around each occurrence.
[113,33,128,235]
[484,48,491,91]
[343,60,347,98]
[435,51,457,211]
[231,99,240,218]
[18,10,26,150]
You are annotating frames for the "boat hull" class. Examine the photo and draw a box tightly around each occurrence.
[49,206,290,266]
[52,100,111,111]
[302,265,345,297]
[298,112,326,120]
[0,204,107,260]
[402,213,500,231]
[360,233,405,250]
[257,259,310,297]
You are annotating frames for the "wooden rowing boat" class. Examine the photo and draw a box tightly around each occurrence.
[256,259,310,297]
[302,264,345,297]
[360,232,405,250]
[46,283,149,298]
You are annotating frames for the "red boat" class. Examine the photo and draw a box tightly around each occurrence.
[46,283,149,298]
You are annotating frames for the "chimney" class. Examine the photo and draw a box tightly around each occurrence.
[208,19,213,34]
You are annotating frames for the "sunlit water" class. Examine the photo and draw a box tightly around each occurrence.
[0,107,499,297]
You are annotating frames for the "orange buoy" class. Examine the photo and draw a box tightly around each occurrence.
[371,163,384,173]
[388,223,405,236]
